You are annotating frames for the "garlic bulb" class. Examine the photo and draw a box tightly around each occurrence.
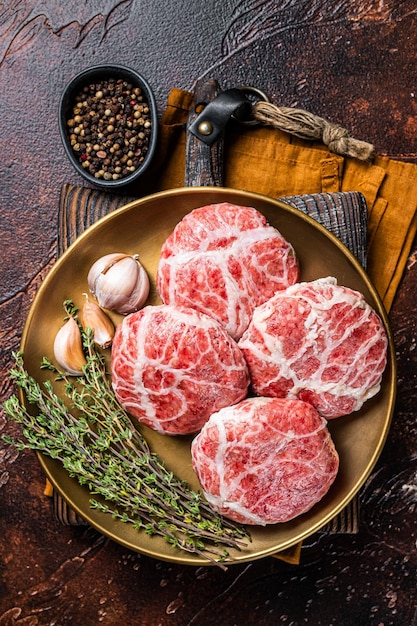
[81,296,115,348]
[87,253,150,315]
[53,317,87,376]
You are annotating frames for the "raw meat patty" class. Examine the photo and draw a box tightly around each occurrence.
[111,304,249,435]
[191,396,339,525]
[156,202,300,340]
[238,277,388,418]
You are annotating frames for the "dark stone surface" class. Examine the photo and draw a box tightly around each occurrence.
[1,2,416,624]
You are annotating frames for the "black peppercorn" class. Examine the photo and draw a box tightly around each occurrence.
[66,77,152,181]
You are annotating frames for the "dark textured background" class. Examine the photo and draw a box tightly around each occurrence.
[1,1,416,624]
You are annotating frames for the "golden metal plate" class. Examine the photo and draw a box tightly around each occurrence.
[20,187,396,566]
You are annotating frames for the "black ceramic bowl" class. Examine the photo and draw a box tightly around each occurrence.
[59,64,158,189]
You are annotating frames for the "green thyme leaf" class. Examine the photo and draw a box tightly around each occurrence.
[3,303,251,567]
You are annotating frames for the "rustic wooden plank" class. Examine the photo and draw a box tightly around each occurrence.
[58,184,136,254]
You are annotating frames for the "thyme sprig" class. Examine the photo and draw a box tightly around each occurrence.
[3,302,251,567]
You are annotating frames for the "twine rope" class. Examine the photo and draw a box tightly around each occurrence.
[253,101,374,162]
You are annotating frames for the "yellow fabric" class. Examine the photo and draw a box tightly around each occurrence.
[152,88,417,313]
[44,478,54,497]
[149,90,417,564]
[272,541,303,565]
[54,88,415,565]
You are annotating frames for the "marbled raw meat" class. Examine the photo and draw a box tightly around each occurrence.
[156,202,300,340]
[238,277,388,418]
[111,304,249,435]
[191,396,339,525]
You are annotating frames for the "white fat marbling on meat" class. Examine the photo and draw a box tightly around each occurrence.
[238,277,388,418]
[191,397,339,525]
[156,203,299,339]
[111,304,249,435]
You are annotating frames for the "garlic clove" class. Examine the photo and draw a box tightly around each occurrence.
[53,317,87,376]
[108,259,150,315]
[87,253,128,295]
[94,256,140,309]
[81,297,115,348]
[87,253,150,315]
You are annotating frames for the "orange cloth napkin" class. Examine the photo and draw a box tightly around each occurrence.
[148,87,417,313]
[51,87,417,566]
